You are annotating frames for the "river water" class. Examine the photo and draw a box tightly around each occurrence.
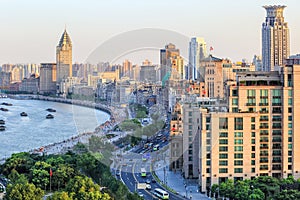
[0,98,110,159]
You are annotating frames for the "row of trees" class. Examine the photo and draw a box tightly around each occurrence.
[1,135,142,200]
[208,176,300,200]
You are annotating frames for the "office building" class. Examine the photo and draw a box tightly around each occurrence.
[262,5,289,71]
[39,63,56,94]
[56,29,72,83]
[188,37,207,80]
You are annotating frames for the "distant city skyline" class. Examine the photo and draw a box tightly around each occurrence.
[0,0,299,64]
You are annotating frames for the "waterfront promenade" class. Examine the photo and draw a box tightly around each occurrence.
[1,95,127,162]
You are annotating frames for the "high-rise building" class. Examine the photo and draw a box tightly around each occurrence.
[262,5,290,71]
[39,63,56,94]
[122,59,132,78]
[56,29,72,83]
[140,60,157,83]
[160,43,180,82]
[188,37,207,80]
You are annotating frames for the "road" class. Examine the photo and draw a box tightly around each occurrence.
[115,151,185,200]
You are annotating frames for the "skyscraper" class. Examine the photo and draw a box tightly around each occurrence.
[56,29,72,83]
[262,5,290,71]
[160,43,180,82]
[188,37,207,80]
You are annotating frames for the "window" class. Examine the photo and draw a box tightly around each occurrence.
[219,146,228,152]
[288,90,292,97]
[272,89,281,97]
[251,132,256,137]
[220,132,228,137]
[234,118,243,130]
[219,139,228,145]
[288,116,292,121]
[206,160,211,166]
[251,124,255,130]
[247,89,256,97]
[260,89,268,97]
[219,160,228,166]
[234,146,243,151]
[188,125,193,130]
[219,168,228,173]
[234,168,243,173]
[234,139,243,145]
[234,153,243,159]
[219,154,228,159]
[288,130,292,135]
[189,111,192,116]
[251,160,255,165]
[234,160,243,166]
[188,118,192,123]
[251,117,255,122]
[288,123,292,128]
[206,124,211,130]
[219,118,228,129]
[288,98,292,106]
[251,153,255,158]
[251,139,255,144]
[234,132,243,137]
[232,98,238,106]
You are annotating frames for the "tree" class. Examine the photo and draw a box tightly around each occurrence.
[4,182,44,200]
[1,152,34,176]
[219,179,234,200]
[252,176,280,199]
[66,176,111,200]
[273,189,300,200]
[47,191,73,200]
[30,161,51,190]
[136,110,147,119]
[150,113,160,123]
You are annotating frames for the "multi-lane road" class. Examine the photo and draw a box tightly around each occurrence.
[113,150,185,200]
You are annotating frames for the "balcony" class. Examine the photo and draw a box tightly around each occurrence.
[259,125,269,129]
[259,103,269,106]
[272,103,282,106]
[272,125,282,129]
[260,118,269,122]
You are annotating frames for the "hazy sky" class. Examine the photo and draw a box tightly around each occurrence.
[0,0,299,65]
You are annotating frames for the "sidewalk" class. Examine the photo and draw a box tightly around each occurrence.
[154,160,210,200]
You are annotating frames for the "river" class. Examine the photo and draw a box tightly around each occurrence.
[0,98,110,159]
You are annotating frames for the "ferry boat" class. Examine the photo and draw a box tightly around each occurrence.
[46,108,56,112]
[1,102,12,106]
[0,125,5,131]
[0,108,8,112]
[20,112,28,117]
[0,120,5,125]
[46,114,54,119]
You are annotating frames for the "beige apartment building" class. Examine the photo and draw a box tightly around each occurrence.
[170,64,300,193]
[199,64,300,192]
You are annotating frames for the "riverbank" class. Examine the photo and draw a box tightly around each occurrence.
[1,95,127,163]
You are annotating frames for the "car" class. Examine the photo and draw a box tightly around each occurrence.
[116,170,121,176]
[146,184,151,190]
[138,191,144,197]
[146,179,151,184]
[151,178,156,183]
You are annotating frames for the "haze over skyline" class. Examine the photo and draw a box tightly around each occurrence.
[0,0,299,64]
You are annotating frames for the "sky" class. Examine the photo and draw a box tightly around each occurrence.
[0,0,299,65]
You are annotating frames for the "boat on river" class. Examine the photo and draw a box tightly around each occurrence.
[20,112,28,117]
[46,114,54,119]
[46,108,56,112]
[0,125,5,131]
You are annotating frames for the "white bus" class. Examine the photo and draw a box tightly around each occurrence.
[153,188,169,199]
